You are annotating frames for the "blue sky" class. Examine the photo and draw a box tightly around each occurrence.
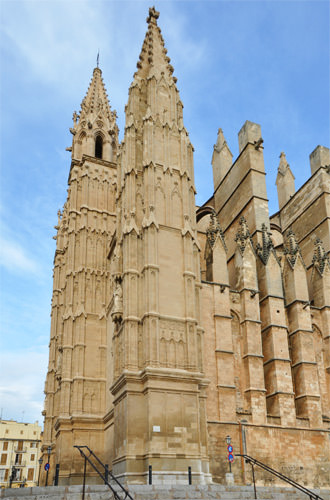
[0,0,329,424]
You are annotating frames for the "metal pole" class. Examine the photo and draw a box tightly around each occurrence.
[229,461,232,473]
[148,465,152,485]
[82,456,87,500]
[188,466,192,485]
[104,464,109,484]
[45,467,49,486]
[251,463,257,500]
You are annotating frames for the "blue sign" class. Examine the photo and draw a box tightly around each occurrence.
[44,463,50,471]
[227,445,233,453]
[228,454,234,463]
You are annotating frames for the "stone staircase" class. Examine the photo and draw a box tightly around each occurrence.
[1,485,329,500]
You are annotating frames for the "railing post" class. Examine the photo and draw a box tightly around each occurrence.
[148,465,152,485]
[82,456,87,500]
[251,462,257,499]
[105,464,109,484]
[188,466,192,485]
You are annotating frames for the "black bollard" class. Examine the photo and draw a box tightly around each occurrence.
[188,466,192,485]
[105,464,109,484]
[148,465,152,485]
[54,464,60,486]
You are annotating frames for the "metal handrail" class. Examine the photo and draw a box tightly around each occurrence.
[74,445,134,500]
[236,454,324,500]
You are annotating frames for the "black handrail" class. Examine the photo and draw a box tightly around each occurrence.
[236,454,324,500]
[74,445,134,500]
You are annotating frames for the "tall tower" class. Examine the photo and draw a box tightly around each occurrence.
[42,66,118,484]
[106,7,210,484]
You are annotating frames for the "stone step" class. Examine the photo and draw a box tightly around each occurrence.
[1,484,329,500]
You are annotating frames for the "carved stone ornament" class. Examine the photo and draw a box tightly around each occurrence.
[235,216,253,255]
[284,229,304,269]
[256,223,279,265]
[312,237,330,275]
[206,210,227,251]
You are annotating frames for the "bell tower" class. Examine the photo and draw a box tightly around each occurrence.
[42,66,118,484]
[106,7,210,484]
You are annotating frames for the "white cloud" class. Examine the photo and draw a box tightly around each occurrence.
[1,0,114,90]
[0,237,39,275]
[0,348,48,424]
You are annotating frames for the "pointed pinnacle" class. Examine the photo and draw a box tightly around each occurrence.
[134,7,177,83]
[278,151,289,175]
[214,128,226,151]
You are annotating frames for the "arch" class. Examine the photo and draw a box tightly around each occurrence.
[196,205,215,223]
[95,135,103,159]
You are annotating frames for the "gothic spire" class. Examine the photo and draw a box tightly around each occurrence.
[79,67,116,126]
[69,66,118,162]
[133,7,177,84]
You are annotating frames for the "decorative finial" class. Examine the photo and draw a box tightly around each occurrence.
[206,210,226,250]
[284,229,303,268]
[147,6,160,24]
[235,216,252,255]
[312,237,330,275]
[96,51,100,68]
[256,223,276,265]
[278,151,290,176]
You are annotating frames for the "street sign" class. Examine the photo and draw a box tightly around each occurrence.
[227,445,233,453]
[44,463,50,471]
[228,454,234,463]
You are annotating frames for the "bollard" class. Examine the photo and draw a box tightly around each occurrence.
[188,466,192,485]
[148,465,152,485]
[54,464,60,486]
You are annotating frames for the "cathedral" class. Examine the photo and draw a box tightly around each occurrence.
[41,7,330,488]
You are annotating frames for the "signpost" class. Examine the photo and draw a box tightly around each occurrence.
[45,462,50,486]
[227,444,234,472]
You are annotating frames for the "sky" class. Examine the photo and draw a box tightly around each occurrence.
[0,0,329,425]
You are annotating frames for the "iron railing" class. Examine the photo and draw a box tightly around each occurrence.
[236,454,324,500]
[74,445,134,500]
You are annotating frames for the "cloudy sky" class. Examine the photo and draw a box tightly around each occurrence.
[0,0,329,425]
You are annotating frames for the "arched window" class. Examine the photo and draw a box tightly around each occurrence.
[95,135,103,159]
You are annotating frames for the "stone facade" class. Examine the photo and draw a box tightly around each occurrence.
[41,7,330,489]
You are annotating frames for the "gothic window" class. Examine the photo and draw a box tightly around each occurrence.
[95,135,103,159]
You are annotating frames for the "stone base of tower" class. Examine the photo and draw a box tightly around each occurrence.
[108,370,211,486]
[49,416,105,486]
[112,457,212,485]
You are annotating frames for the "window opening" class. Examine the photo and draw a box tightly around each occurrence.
[95,135,103,159]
